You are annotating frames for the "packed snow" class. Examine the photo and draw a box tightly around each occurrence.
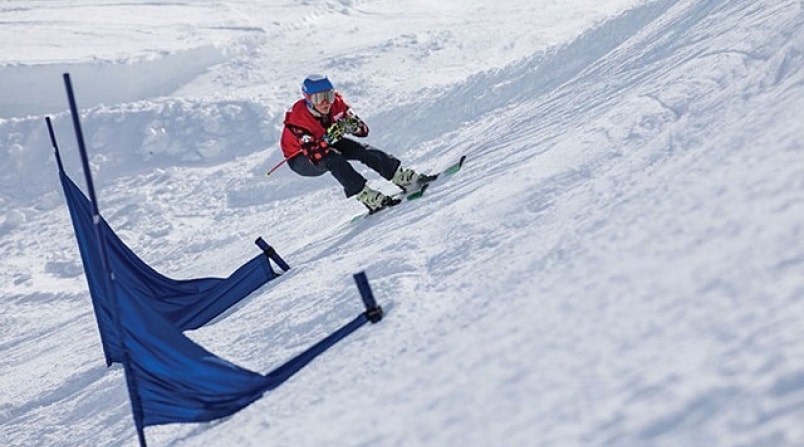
[1,0,803,446]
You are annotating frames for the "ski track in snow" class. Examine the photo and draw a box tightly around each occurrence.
[2,0,804,446]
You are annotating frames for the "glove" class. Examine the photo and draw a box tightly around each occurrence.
[341,115,368,136]
[324,122,345,144]
[300,135,330,164]
[341,116,363,134]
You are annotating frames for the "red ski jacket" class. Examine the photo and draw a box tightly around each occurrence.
[280,93,368,158]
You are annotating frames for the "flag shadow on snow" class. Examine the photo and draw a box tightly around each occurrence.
[50,73,384,447]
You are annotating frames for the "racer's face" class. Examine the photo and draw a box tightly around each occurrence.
[311,90,334,114]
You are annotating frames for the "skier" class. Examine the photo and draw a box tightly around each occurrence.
[280,74,434,212]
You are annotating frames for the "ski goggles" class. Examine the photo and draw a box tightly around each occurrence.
[308,90,335,104]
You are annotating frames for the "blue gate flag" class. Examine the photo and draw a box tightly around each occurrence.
[59,162,374,439]
[58,165,372,428]
[59,171,277,365]
[58,168,371,421]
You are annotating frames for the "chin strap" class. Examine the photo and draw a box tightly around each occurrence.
[306,102,324,117]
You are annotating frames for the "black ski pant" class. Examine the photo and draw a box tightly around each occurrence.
[288,138,401,197]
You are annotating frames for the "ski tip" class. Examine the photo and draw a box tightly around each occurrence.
[442,155,467,176]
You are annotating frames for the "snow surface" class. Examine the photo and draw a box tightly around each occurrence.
[1,0,804,446]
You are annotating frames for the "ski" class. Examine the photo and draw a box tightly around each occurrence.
[350,155,467,223]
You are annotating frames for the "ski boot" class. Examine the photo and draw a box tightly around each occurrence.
[356,185,400,214]
[391,166,437,193]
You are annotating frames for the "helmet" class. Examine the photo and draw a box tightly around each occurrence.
[302,74,334,95]
[301,74,335,106]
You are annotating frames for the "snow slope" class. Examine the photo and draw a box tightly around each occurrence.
[1,0,803,446]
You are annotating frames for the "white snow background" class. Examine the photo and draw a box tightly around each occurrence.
[1,0,803,446]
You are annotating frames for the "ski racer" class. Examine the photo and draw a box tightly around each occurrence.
[280,74,434,212]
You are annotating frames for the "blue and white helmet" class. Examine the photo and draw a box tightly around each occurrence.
[301,74,335,107]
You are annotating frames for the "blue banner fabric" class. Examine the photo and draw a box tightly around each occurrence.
[60,169,370,428]
[59,172,276,365]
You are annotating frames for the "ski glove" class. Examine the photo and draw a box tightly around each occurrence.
[324,122,345,144]
[323,115,368,145]
[300,135,329,164]
[341,115,368,137]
